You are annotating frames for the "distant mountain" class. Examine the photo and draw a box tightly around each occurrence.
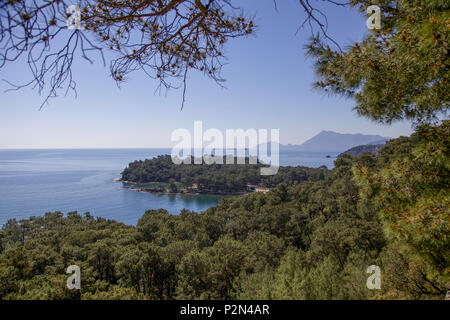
[338,144,385,157]
[281,130,389,152]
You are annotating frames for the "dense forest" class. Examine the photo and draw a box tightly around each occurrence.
[121,156,329,193]
[0,121,448,300]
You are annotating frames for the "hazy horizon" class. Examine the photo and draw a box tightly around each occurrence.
[0,128,401,150]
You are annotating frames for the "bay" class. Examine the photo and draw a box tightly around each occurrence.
[0,148,337,226]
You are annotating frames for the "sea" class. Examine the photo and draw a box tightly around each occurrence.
[0,149,338,226]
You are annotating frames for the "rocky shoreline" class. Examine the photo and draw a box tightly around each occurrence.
[116,178,253,196]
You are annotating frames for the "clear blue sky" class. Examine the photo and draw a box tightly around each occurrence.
[0,0,413,149]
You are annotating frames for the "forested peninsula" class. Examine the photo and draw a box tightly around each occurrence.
[121,155,329,194]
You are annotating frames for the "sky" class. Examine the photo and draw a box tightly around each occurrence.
[0,0,413,149]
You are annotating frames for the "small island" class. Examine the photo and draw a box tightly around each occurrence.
[121,155,329,195]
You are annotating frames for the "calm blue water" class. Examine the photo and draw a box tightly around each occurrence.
[0,149,337,226]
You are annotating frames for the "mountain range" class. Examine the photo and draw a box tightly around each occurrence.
[280,130,390,152]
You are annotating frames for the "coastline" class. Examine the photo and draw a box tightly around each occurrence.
[138,189,248,196]
[116,178,261,196]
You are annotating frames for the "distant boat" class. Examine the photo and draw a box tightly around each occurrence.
[326,155,331,158]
